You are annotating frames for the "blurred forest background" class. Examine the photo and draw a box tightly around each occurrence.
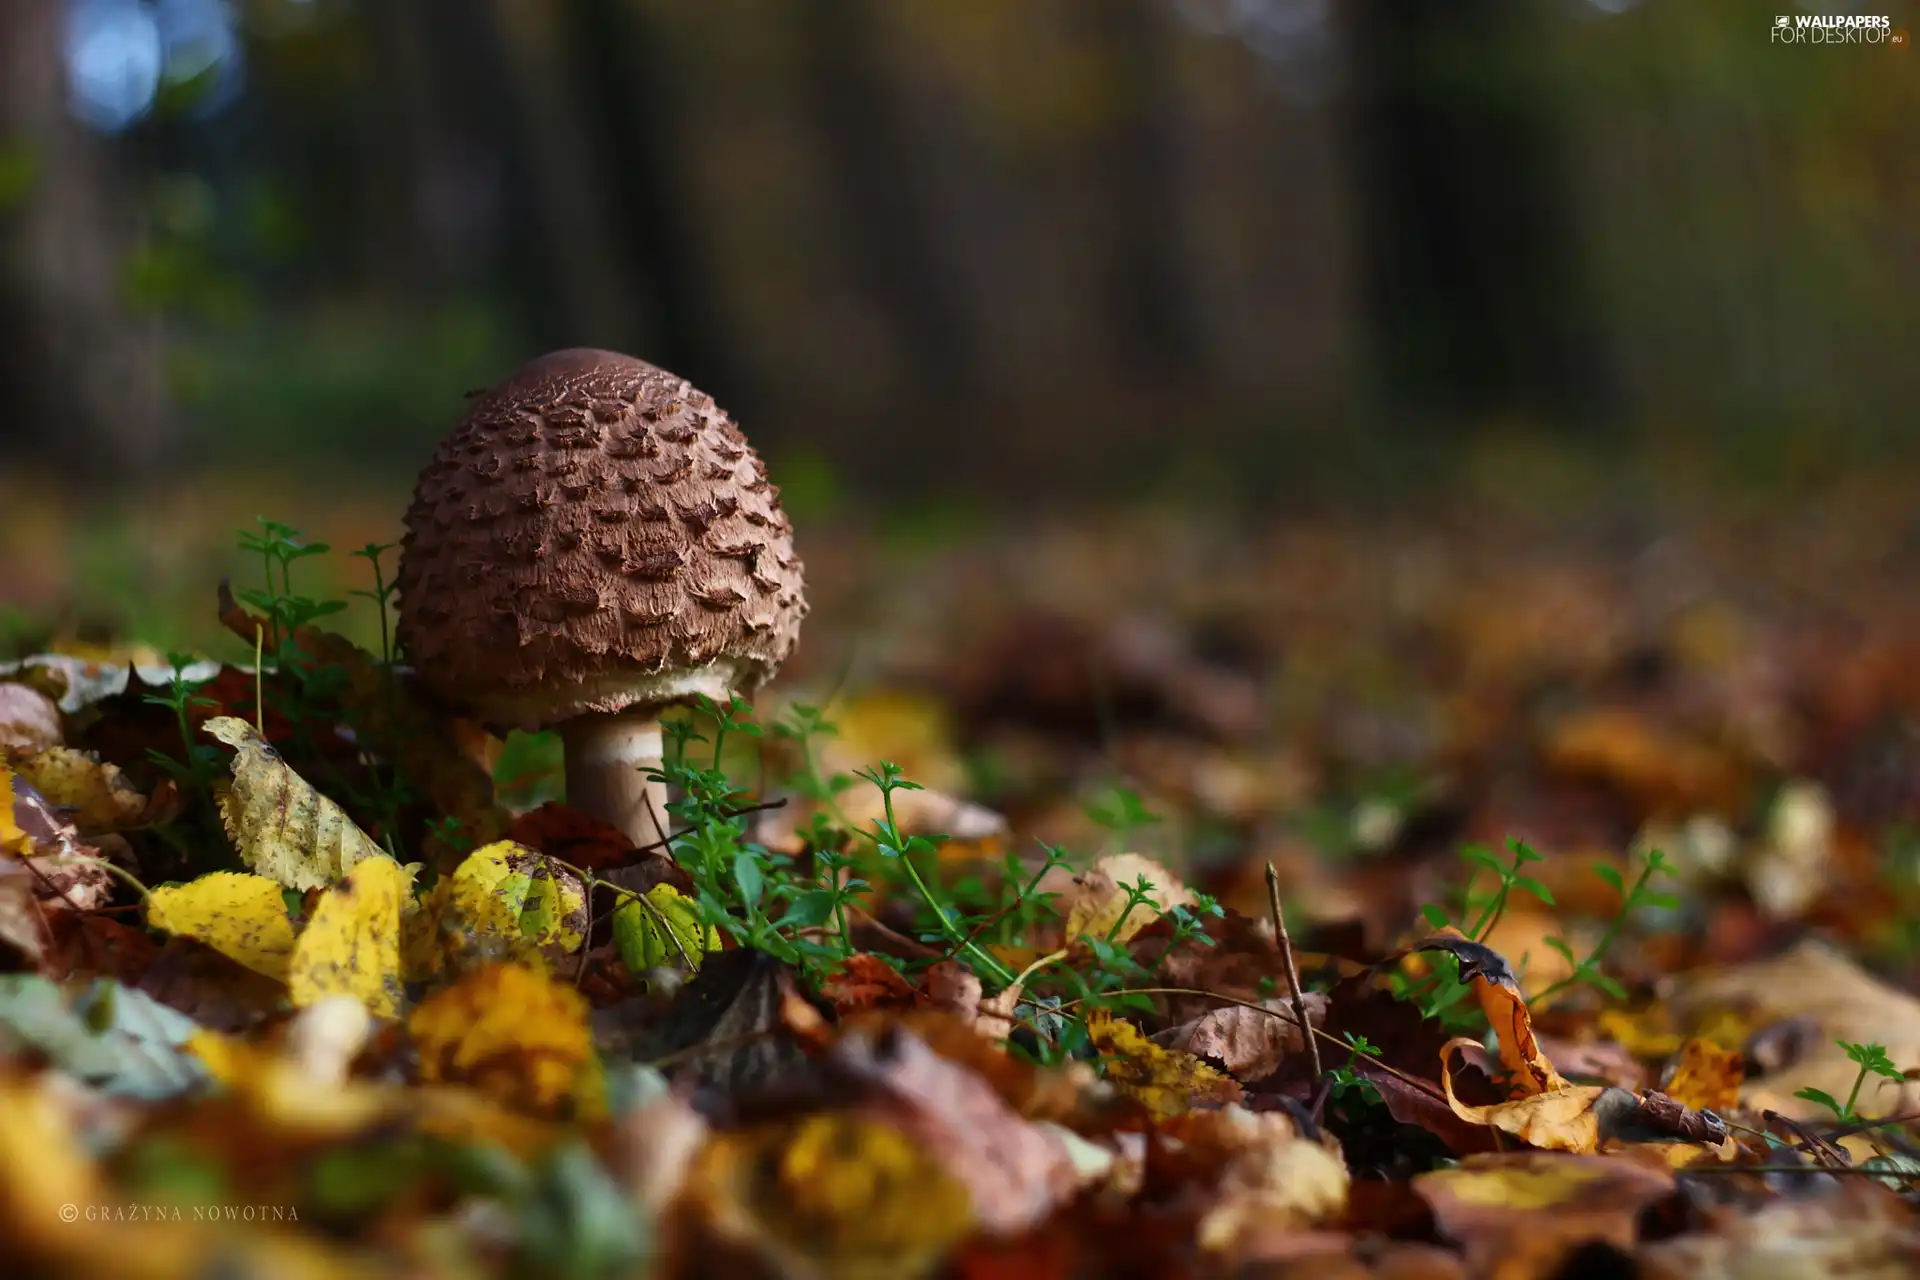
[0,0,1916,653]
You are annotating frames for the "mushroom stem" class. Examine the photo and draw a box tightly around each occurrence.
[561,710,669,848]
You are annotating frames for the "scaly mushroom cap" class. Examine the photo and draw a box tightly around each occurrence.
[396,349,807,732]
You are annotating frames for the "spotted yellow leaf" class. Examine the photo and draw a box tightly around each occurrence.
[204,716,385,891]
[288,855,411,1018]
[146,871,295,981]
[7,748,150,834]
[613,883,720,974]
[403,840,589,980]
[1086,1008,1242,1118]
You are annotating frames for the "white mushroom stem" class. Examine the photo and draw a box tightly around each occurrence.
[561,710,669,848]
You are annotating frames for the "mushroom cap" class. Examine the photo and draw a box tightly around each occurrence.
[395,348,807,732]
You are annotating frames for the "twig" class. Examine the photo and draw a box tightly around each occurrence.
[1266,862,1322,1083]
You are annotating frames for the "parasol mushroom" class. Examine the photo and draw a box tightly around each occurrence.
[395,348,807,846]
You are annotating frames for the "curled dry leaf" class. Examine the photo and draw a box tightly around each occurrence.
[1441,1037,1619,1154]
[916,959,1021,1042]
[1407,928,1565,1096]
[1052,852,1193,945]
[1156,994,1326,1084]
[204,716,387,891]
[287,854,411,1019]
[410,961,603,1120]
[145,871,296,982]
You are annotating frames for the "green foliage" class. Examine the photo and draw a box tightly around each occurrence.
[1795,1040,1906,1124]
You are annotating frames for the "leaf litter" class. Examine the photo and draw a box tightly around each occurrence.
[9,506,1920,1276]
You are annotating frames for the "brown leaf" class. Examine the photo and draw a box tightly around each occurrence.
[1416,1152,1674,1277]
[1662,1038,1743,1114]
[1156,996,1325,1084]
[1406,928,1566,1096]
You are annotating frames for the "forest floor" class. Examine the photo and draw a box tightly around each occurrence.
[6,462,1920,1277]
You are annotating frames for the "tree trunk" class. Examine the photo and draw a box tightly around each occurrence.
[0,0,173,481]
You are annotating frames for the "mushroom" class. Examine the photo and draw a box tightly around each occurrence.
[395,348,807,846]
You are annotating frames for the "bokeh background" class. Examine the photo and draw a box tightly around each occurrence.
[1,0,1916,661]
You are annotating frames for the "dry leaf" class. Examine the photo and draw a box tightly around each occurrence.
[1086,1008,1242,1117]
[1157,996,1325,1083]
[689,1113,975,1280]
[205,716,387,891]
[410,961,601,1120]
[1409,929,1566,1096]
[6,748,149,833]
[287,854,411,1018]
[0,684,62,752]
[1440,1037,1615,1154]
[404,840,589,979]
[145,871,295,982]
[1055,853,1193,944]
[1416,1153,1675,1278]
[1662,1038,1743,1114]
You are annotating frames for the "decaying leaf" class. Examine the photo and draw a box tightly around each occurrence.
[204,716,387,891]
[821,953,917,1015]
[1185,1106,1350,1256]
[1086,1008,1242,1117]
[410,961,602,1120]
[1055,853,1194,944]
[145,871,296,981]
[6,747,150,834]
[287,854,410,1018]
[405,840,589,979]
[613,883,720,974]
[1157,995,1324,1083]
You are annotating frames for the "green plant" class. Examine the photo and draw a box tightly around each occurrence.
[1532,848,1677,1005]
[1795,1041,1906,1123]
[1394,838,1553,1028]
[1327,1032,1383,1110]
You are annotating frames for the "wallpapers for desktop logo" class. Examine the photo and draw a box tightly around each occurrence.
[1771,13,1907,44]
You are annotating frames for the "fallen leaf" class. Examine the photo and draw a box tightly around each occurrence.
[0,975,209,1101]
[1416,1152,1674,1278]
[822,953,917,1016]
[1440,1037,1617,1154]
[6,747,150,833]
[0,683,62,751]
[612,882,720,974]
[826,1020,1085,1233]
[1661,1038,1743,1114]
[1182,1105,1351,1256]
[145,870,296,981]
[287,854,411,1018]
[1054,853,1194,944]
[405,839,589,978]
[205,716,388,891]
[689,1112,975,1279]
[1408,928,1566,1096]
[1086,1008,1242,1118]
[410,961,602,1120]
[1156,996,1324,1084]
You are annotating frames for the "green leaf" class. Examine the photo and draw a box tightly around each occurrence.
[1795,1086,1844,1117]
[1513,876,1556,907]
[1461,845,1505,875]
[1420,903,1451,929]
[732,853,765,910]
[1594,864,1625,895]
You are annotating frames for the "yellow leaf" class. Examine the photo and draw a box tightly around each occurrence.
[146,871,295,981]
[288,855,411,1018]
[409,962,601,1120]
[1059,853,1193,945]
[0,764,27,855]
[1085,1008,1242,1118]
[1440,1036,1607,1154]
[204,716,386,891]
[7,747,148,833]
[613,883,720,973]
[1663,1038,1744,1114]
[403,841,589,980]
[690,1114,974,1275]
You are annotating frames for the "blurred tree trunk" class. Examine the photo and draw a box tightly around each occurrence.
[1346,0,1608,427]
[555,0,740,403]
[0,0,173,481]
[796,0,980,404]
[1086,0,1198,386]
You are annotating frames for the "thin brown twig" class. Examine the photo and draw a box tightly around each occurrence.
[1266,862,1322,1084]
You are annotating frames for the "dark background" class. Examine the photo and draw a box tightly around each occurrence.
[1,0,1916,651]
